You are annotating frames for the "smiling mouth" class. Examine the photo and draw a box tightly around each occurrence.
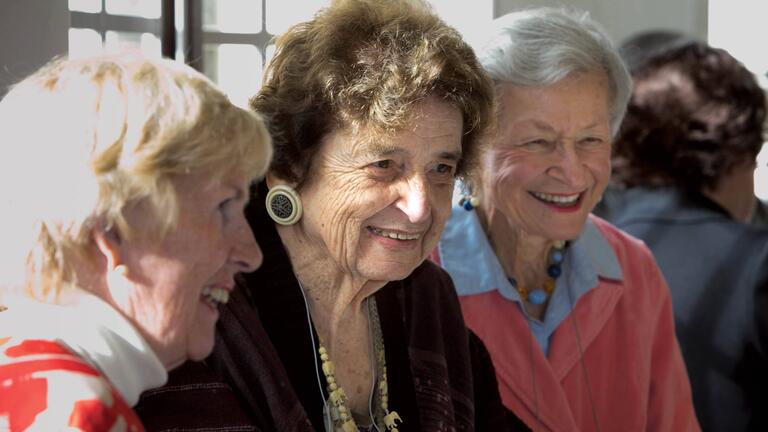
[529,191,583,208]
[201,286,230,308]
[367,226,422,241]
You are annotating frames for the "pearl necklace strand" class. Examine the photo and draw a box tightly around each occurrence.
[318,298,402,432]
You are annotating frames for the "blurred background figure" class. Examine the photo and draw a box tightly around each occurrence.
[605,35,768,431]
[434,8,698,432]
[0,52,271,430]
[598,30,768,227]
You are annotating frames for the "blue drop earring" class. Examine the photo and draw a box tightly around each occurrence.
[458,194,480,211]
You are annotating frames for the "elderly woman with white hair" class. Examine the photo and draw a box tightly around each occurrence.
[0,53,271,430]
[433,8,700,431]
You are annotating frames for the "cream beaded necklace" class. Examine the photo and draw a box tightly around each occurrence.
[317,298,402,432]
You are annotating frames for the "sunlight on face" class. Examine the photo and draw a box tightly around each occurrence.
[484,72,612,241]
[116,173,262,369]
[296,97,464,282]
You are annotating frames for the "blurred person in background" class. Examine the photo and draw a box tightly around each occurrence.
[607,38,768,431]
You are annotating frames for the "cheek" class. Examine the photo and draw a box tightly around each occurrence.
[587,153,612,188]
[484,150,534,201]
[429,185,454,226]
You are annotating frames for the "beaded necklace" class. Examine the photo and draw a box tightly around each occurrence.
[508,240,566,305]
[317,298,402,432]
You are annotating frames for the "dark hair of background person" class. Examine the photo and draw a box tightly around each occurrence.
[618,29,692,74]
[251,0,494,188]
[611,40,767,192]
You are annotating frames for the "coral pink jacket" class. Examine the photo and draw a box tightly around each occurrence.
[435,216,700,431]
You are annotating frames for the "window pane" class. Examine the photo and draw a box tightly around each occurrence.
[69,0,101,13]
[757,143,768,201]
[428,0,493,48]
[265,44,276,69]
[203,0,262,34]
[106,0,161,19]
[175,0,186,62]
[68,28,103,59]
[105,31,161,57]
[203,44,262,108]
[266,0,329,35]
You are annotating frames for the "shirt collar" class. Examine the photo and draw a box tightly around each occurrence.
[1,292,168,406]
[438,205,623,300]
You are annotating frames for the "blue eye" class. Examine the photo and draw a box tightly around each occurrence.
[525,139,551,146]
[581,137,604,145]
[435,164,455,175]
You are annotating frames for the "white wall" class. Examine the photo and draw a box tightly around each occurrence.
[0,0,69,98]
[493,0,708,46]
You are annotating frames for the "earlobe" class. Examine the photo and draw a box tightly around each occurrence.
[93,225,123,271]
[265,184,303,226]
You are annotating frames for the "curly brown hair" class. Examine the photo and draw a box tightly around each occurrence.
[612,41,766,191]
[251,0,494,187]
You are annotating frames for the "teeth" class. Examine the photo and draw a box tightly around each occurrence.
[201,286,230,306]
[369,227,421,240]
[531,192,580,204]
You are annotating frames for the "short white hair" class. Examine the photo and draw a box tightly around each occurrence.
[477,7,632,135]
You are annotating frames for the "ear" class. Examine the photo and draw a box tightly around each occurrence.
[265,171,297,190]
[92,225,123,270]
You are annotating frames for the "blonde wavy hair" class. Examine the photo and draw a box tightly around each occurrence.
[0,53,272,302]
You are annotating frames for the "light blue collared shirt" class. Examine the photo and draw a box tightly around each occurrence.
[438,205,624,355]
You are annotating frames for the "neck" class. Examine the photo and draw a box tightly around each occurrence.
[276,223,384,345]
[477,205,552,285]
[702,162,756,223]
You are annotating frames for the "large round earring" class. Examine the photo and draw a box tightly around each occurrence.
[265,184,303,225]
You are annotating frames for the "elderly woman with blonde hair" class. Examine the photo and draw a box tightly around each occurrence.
[0,53,271,430]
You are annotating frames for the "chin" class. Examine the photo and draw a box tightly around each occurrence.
[359,260,422,282]
[187,333,216,362]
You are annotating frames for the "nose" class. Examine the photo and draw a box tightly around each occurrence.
[230,219,263,273]
[547,142,586,187]
[396,174,431,224]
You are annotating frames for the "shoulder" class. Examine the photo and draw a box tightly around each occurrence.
[407,259,454,285]
[396,260,466,329]
[589,214,657,267]
[588,214,670,304]
[0,338,143,431]
[403,260,458,303]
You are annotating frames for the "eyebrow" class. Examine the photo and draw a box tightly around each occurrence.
[523,119,607,133]
[525,120,556,133]
[362,144,462,162]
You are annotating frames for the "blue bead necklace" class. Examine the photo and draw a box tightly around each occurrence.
[508,240,566,305]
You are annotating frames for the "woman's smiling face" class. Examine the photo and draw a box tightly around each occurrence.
[291,97,463,282]
[484,72,613,241]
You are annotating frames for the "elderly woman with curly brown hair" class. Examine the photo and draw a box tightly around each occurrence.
[0,53,271,430]
[605,40,768,431]
[135,1,525,431]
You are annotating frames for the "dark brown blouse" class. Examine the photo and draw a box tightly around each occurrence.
[135,182,526,432]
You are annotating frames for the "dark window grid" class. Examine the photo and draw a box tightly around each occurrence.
[70,12,162,40]
[69,0,175,58]
[188,0,272,74]
[202,31,274,65]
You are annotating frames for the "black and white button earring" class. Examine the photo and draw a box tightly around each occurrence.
[265,184,303,225]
